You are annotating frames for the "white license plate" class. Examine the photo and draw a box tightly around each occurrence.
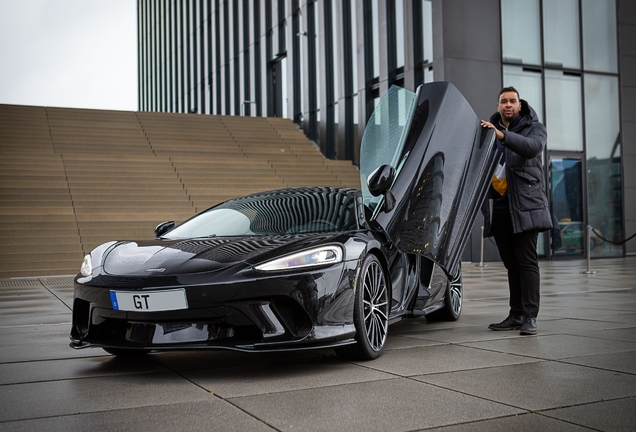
[110,289,188,312]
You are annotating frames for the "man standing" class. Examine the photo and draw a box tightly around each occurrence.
[480,87,552,336]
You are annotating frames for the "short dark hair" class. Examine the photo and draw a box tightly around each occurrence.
[499,86,520,100]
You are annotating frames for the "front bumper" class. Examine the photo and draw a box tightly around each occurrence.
[70,262,358,352]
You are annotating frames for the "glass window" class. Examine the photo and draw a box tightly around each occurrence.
[544,70,583,151]
[549,157,584,256]
[501,0,541,65]
[422,0,433,65]
[360,86,417,209]
[331,1,339,101]
[584,73,622,256]
[371,0,380,78]
[281,56,288,118]
[298,12,304,120]
[395,0,404,69]
[503,65,543,122]
[314,4,320,109]
[582,0,618,73]
[350,0,358,92]
[543,0,580,69]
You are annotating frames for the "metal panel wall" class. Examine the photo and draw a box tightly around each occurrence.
[138,0,435,165]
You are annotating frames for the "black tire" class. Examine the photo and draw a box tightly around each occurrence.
[335,254,389,361]
[427,265,462,322]
[103,347,150,357]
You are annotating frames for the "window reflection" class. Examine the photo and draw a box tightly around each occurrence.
[584,74,622,257]
[550,158,584,256]
[582,0,618,73]
[371,0,380,78]
[422,0,433,83]
[331,1,339,101]
[395,0,404,69]
[350,0,358,92]
[501,0,541,65]
[545,70,583,151]
[543,0,580,69]
[422,0,433,65]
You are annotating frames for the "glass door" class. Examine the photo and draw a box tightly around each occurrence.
[549,156,585,257]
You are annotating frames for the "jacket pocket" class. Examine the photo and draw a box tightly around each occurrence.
[513,170,545,211]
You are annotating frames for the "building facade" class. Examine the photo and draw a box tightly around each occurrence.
[137,0,636,261]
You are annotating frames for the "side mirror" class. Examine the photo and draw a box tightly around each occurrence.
[155,221,175,238]
[367,164,395,197]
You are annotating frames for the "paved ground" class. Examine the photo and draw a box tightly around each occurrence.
[1,257,635,431]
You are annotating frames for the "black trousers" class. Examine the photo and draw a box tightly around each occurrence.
[491,208,540,319]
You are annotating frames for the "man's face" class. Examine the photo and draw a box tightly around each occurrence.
[497,91,521,124]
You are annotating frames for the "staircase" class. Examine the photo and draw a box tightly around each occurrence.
[0,104,360,278]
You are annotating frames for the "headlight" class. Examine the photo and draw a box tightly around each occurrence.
[80,255,92,276]
[255,246,343,272]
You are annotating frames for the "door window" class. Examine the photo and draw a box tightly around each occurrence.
[550,157,584,256]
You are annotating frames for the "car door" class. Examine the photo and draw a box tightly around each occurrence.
[360,82,499,277]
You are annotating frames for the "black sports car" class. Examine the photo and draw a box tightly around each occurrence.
[70,82,498,360]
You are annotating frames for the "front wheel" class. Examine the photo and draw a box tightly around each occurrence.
[335,254,389,361]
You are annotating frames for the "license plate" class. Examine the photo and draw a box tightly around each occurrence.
[110,289,188,312]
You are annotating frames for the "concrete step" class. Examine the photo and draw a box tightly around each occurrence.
[74,212,195,222]
[0,268,79,278]
[0,251,83,263]
[0,106,358,277]
[0,236,81,246]
[0,207,75,216]
[0,215,76,223]
[72,204,193,212]
[0,244,83,254]
[0,259,81,274]
[0,228,80,238]
[0,194,72,202]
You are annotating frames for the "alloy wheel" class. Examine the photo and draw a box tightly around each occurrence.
[362,259,389,351]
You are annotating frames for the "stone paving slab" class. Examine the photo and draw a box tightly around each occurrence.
[229,378,524,431]
[561,349,636,375]
[0,400,275,432]
[462,333,636,360]
[0,324,102,363]
[0,371,211,423]
[542,397,636,432]
[0,355,167,385]
[183,354,396,398]
[416,361,636,412]
[0,257,635,431]
[425,413,594,432]
[353,344,542,376]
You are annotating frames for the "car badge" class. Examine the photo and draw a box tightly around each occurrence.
[146,268,166,272]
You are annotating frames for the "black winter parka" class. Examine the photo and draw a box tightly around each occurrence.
[482,100,552,237]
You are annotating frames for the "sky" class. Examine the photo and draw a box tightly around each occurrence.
[0,0,137,111]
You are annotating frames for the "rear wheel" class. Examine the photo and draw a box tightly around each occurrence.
[335,254,389,361]
[427,265,462,321]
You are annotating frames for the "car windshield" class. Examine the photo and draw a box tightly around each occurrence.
[359,85,418,212]
[163,188,359,239]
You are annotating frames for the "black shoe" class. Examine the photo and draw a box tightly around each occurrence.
[520,317,537,335]
[488,315,525,331]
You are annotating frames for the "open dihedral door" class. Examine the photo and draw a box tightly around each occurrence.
[360,82,499,277]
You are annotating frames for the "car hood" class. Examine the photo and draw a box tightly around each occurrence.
[100,235,334,276]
